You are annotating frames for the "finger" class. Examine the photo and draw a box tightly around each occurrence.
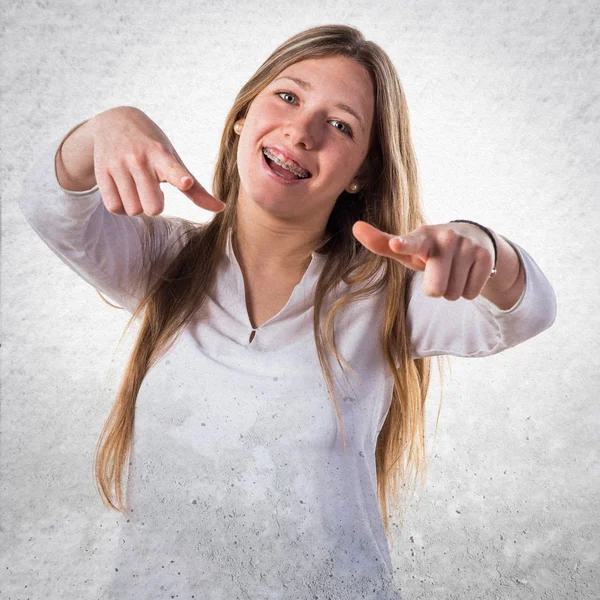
[352,221,402,260]
[463,248,493,300]
[112,168,144,216]
[388,232,432,262]
[444,245,475,301]
[130,163,165,217]
[96,169,127,215]
[389,236,416,255]
[180,177,227,213]
[157,155,226,213]
[353,220,432,267]
[422,244,454,298]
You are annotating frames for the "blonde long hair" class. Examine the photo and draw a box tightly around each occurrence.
[94,24,447,545]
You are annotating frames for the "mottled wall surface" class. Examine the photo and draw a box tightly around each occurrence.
[2,1,598,599]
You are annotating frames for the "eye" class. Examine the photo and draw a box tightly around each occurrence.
[274,91,354,139]
[277,91,296,104]
[329,119,353,138]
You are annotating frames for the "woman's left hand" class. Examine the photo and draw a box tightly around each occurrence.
[352,220,495,301]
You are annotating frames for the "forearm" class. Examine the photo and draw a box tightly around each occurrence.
[480,230,525,310]
[55,118,97,191]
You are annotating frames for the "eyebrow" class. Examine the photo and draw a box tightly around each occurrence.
[273,76,365,132]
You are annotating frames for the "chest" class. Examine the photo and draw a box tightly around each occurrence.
[244,279,297,329]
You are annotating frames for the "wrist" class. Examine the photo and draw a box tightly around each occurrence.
[55,118,97,192]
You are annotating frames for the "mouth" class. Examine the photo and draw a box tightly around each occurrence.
[261,147,312,181]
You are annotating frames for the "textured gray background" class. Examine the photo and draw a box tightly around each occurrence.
[2,0,598,598]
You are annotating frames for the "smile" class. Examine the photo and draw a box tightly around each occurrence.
[262,147,311,178]
[261,150,312,185]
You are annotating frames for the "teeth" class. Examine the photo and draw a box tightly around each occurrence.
[263,148,310,178]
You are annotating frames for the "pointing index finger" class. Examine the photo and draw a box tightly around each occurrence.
[352,221,398,256]
[179,176,226,213]
[389,236,408,252]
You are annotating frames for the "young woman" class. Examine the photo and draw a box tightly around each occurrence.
[19,24,556,599]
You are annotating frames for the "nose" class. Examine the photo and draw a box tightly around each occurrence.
[282,112,318,149]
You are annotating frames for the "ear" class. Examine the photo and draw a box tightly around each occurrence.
[351,154,372,189]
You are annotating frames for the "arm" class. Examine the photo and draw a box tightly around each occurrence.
[17,124,189,314]
[407,239,557,358]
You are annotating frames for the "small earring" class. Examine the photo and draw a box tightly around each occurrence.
[349,182,360,193]
[234,122,243,135]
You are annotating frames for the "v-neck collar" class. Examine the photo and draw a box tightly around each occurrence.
[221,227,328,345]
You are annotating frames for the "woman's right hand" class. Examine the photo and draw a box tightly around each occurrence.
[89,106,226,216]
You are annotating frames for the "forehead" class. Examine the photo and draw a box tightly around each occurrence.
[270,56,374,112]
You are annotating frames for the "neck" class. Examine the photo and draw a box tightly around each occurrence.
[232,199,326,279]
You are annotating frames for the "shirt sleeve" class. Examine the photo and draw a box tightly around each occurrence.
[17,122,191,315]
[406,237,557,358]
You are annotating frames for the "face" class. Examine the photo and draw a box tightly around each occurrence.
[235,55,375,223]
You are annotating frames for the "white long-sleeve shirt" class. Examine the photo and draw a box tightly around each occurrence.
[18,130,557,599]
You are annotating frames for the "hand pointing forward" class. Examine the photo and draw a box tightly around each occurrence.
[352,220,496,302]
